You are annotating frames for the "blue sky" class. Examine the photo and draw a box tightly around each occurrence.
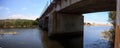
[0,0,52,20]
[83,11,109,23]
[0,0,109,23]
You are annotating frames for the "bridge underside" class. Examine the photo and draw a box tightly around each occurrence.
[59,0,116,14]
[39,0,118,48]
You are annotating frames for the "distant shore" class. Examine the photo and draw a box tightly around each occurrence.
[0,19,38,28]
[0,26,38,29]
[84,23,113,26]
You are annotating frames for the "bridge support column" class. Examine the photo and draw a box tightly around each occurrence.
[48,13,83,48]
[49,13,83,37]
[115,0,120,48]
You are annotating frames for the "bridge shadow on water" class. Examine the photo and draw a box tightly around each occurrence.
[39,28,113,48]
[39,28,83,48]
[40,29,63,48]
[52,37,83,48]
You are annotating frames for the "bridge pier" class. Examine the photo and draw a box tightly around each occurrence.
[48,13,83,48]
[48,13,83,38]
[115,0,120,48]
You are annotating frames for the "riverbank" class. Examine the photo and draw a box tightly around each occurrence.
[0,26,38,29]
[84,24,113,26]
[0,25,39,29]
[0,19,38,28]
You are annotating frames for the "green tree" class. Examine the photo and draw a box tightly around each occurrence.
[109,11,116,28]
[0,21,4,28]
[108,11,116,48]
[101,11,116,48]
[0,19,38,28]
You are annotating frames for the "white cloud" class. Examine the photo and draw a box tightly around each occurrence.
[7,14,37,20]
[6,8,10,10]
[0,6,10,10]
[7,11,11,13]
[0,6,11,13]
[22,8,27,10]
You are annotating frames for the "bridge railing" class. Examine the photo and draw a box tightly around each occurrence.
[39,0,53,19]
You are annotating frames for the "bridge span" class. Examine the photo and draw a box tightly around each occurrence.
[38,0,120,48]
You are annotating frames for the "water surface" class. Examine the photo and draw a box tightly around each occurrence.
[0,28,43,48]
[84,26,112,48]
[0,26,112,48]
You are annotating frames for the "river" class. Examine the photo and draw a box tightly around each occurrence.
[0,28,44,48]
[84,26,112,48]
[0,26,112,48]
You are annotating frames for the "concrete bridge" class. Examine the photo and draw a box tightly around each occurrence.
[38,0,120,48]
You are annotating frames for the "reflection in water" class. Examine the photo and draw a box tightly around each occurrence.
[0,26,112,48]
[40,28,83,48]
[40,28,64,48]
[41,26,111,48]
[85,39,110,48]
[0,32,17,35]
[55,37,83,48]
[84,26,112,48]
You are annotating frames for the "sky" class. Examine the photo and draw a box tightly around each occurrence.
[0,0,52,20]
[0,0,109,23]
[83,11,109,24]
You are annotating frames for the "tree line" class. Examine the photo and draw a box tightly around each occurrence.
[0,19,38,28]
[108,11,116,48]
[102,11,116,48]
